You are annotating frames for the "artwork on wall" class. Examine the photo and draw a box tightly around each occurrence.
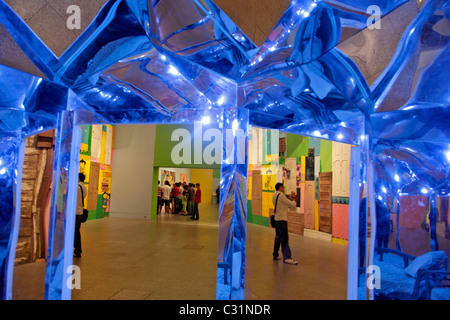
[262,165,276,191]
[104,126,113,165]
[305,148,315,181]
[90,125,103,163]
[180,173,188,183]
[79,154,91,183]
[161,170,176,185]
[80,125,90,155]
[99,165,112,215]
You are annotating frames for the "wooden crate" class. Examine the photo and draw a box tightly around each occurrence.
[288,211,304,235]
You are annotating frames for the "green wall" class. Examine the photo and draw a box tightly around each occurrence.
[286,134,309,158]
[320,139,332,172]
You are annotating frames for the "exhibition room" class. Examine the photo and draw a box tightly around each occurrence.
[1,0,449,300]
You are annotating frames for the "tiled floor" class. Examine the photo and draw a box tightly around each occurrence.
[12,204,348,300]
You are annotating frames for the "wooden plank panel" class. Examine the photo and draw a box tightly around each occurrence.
[319,172,332,234]
[87,162,100,210]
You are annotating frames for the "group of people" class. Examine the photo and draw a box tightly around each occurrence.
[158,180,201,220]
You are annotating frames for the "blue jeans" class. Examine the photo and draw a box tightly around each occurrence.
[187,200,194,215]
[273,220,292,260]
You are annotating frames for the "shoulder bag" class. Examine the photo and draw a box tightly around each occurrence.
[270,193,281,228]
[79,184,89,223]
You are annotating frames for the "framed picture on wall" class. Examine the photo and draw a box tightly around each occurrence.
[180,173,187,183]
[161,170,176,185]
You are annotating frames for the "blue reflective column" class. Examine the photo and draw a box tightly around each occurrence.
[0,131,25,300]
[351,134,369,300]
[216,108,249,300]
[44,111,81,300]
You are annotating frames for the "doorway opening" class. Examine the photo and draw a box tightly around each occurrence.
[244,127,354,299]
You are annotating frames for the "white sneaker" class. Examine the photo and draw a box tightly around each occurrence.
[284,258,298,265]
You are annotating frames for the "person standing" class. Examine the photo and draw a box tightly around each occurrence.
[191,183,201,220]
[173,182,180,214]
[271,182,298,265]
[181,186,188,215]
[74,173,87,258]
[157,181,162,214]
[187,183,195,216]
[161,180,172,214]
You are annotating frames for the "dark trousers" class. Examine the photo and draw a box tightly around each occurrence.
[187,200,194,215]
[193,203,199,220]
[174,197,181,213]
[74,215,83,255]
[273,220,291,260]
[376,220,390,248]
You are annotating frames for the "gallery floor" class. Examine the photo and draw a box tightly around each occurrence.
[12,204,348,300]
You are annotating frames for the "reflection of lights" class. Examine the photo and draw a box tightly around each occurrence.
[446,150,450,163]
[0,168,7,175]
[337,133,344,140]
[201,116,211,125]
[421,188,428,194]
[378,195,382,200]
[394,174,400,182]
[297,9,310,18]
[382,186,387,193]
[217,95,225,106]
[168,65,180,76]
[232,119,239,134]
[161,55,167,61]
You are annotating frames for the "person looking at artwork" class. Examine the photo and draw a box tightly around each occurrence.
[271,182,298,265]
[74,173,87,258]
[191,183,201,220]
[181,186,188,215]
[172,182,180,214]
[187,183,195,216]
[157,181,162,214]
[160,180,172,214]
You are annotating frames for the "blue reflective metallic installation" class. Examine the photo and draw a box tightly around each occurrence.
[0,0,449,300]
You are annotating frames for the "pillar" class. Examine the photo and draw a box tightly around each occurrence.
[44,111,82,300]
[216,107,249,300]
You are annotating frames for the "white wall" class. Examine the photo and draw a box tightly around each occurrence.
[109,125,156,219]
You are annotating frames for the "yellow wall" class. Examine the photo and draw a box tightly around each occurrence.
[190,168,213,205]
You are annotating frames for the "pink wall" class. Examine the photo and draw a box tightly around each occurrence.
[332,204,349,240]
